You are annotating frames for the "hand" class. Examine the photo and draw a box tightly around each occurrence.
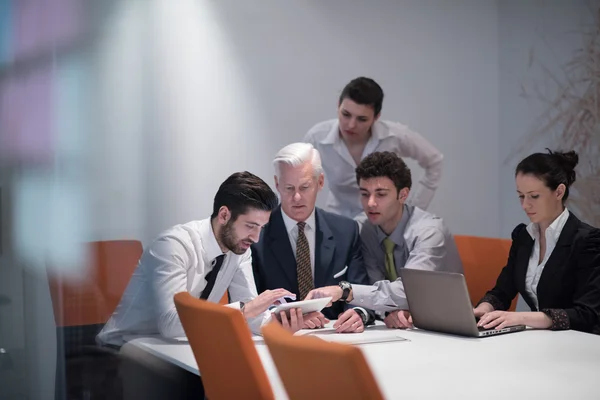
[244,288,294,318]
[384,310,413,329]
[304,286,343,305]
[477,311,523,330]
[333,309,364,333]
[473,302,494,318]
[302,312,330,329]
[272,308,322,334]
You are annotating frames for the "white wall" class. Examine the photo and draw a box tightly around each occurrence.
[96,0,500,244]
[88,0,148,241]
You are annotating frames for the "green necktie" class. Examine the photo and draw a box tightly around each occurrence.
[383,237,397,281]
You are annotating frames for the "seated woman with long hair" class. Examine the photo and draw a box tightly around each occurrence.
[474,149,600,334]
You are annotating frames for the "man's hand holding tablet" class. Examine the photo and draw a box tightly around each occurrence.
[271,308,326,333]
[271,297,332,330]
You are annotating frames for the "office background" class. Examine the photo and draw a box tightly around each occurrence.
[0,0,598,398]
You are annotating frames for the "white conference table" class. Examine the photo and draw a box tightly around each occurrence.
[125,323,600,399]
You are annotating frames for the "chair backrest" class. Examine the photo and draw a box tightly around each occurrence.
[173,292,274,400]
[454,235,517,311]
[219,291,229,305]
[48,240,142,327]
[262,323,384,400]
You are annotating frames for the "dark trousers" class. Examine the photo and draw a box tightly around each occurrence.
[119,342,205,400]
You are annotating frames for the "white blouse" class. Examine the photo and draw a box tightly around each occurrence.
[305,119,443,222]
[525,208,570,309]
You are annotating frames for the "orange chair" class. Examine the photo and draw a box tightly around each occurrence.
[454,235,517,311]
[47,240,143,399]
[173,292,274,400]
[219,291,229,305]
[48,240,143,328]
[262,323,385,400]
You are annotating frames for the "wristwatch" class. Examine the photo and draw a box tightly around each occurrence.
[339,281,352,303]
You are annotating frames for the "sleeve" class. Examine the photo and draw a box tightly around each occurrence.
[147,236,193,338]
[303,129,316,145]
[350,225,449,312]
[229,250,271,334]
[541,229,600,332]
[394,125,443,210]
[477,224,526,311]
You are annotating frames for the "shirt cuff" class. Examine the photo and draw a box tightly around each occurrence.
[477,294,504,311]
[352,307,369,325]
[540,308,570,330]
[224,301,241,310]
[350,284,376,307]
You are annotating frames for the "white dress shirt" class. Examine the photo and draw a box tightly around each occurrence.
[97,218,269,346]
[525,208,570,310]
[281,208,316,276]
[304,119,443,223]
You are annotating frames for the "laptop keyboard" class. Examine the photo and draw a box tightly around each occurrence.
[475,317,489,331]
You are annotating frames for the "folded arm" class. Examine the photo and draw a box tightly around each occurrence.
[397,126,443,210]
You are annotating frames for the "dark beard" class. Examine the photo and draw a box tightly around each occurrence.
[220,220,245,255]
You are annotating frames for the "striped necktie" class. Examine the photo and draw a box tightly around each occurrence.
[296,222,313,299]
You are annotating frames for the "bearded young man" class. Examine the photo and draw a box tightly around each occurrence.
[97,171,310,347]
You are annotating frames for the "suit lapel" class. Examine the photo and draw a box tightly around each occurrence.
[514,231,535,307]
[268,208,298,289]
[537,213,578,298]
[314,208,336,287]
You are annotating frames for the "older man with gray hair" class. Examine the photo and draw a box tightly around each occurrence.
[251,142,374,333]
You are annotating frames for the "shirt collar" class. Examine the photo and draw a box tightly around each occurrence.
[281,207,317,234]
[370,120,392,141]
[320,120,390,145]
[320,120,341,144]
[201,218,227,263]
[526,208,570,242]
[376,204,413,245]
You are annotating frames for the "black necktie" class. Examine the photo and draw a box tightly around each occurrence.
[200,254,225,300]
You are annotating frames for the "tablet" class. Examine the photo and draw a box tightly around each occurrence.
[271,297,332,316]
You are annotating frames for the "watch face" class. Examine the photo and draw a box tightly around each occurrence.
[339,281,351,301]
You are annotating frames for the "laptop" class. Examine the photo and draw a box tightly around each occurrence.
[400,269,526,338]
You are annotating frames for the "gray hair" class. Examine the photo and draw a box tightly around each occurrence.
[273,142,323,179]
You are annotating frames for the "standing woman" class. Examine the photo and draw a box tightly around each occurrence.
[304,77,443,224]
[475,150,600,333]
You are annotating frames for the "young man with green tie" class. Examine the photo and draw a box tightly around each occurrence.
[306,151,463,328]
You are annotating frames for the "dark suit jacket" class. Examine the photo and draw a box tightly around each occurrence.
[252,206,372,320]
[481,213,600,333]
